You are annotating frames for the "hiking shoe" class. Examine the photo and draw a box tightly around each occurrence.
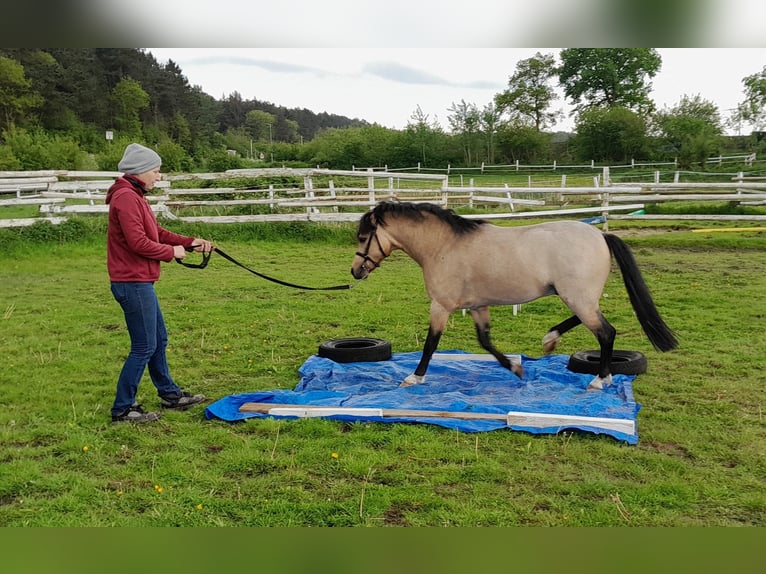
[112,404,162,424]
[160,391,207,410]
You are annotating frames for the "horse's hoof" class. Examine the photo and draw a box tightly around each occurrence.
[401,374,425,387]
[511,363,524,378]
[587,374,612,390]
[542,331,560,354]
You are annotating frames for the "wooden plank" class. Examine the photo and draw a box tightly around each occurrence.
[607,193,766,203]
[39,204,165,214]
[618,182,766,190]
[237,402,635,435]
[1,197,66,206]
[166,198,277,207]
[470,195,546,206]
[691,227,766,233]
[611,214,766,221]
[444,186,636,194]
[505,411,635,435]
[462,204,645,220]
[178,212,364,224]
[0,177,57,185]
[0,217,67,228]
[164,187,242,195]
[276,200,378,208]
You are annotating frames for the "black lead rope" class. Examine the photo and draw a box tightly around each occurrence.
[175,246,352,291]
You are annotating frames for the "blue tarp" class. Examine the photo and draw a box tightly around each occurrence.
[205,351,641,444]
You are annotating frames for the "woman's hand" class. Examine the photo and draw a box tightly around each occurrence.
[192,238,214,252]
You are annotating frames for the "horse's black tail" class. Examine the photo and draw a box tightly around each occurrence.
[604,233,678,352]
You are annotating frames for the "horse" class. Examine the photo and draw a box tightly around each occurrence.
[350,201,677,390]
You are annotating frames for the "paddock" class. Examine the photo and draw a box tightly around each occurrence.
[2,227,765,526]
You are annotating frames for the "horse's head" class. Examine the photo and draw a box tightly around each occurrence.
[351,210,390,280]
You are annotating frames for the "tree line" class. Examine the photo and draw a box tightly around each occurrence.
[1,48,765,173]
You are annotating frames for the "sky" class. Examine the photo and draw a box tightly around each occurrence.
[146,48,766,136]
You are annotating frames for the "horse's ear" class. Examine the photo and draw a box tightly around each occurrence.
[367,208,381,227]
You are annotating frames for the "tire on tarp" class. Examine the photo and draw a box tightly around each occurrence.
[567,350,647,375]
[318,338,392,363]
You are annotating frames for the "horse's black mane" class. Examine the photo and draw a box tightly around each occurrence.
[359,201,485,236]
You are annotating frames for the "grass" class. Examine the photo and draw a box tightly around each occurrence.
[1,217,765,526]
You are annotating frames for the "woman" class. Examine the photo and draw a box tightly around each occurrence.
[107,143,213,423]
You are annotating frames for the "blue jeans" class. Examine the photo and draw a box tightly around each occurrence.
[110,282,183,416]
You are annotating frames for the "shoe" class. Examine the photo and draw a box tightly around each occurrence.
[112,404,161,424]
[160,391,207,410]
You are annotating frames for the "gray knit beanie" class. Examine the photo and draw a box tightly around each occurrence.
[118,143,162,175]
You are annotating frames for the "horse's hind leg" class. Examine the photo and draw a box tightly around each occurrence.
[470,307,523,378]
[582,310,616,390]
[542,315,582,354]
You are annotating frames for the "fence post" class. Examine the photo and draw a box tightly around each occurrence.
[328,180,337,212]
[505,184,515,213]
[654,171,660,184]
[602,166,610,186]
[367,168,375,204]
[601,192,610,232]
[304,175,316,215]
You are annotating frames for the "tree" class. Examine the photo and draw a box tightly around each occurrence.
[495,123,552,164]
[0,56,42,132]
[447,100,481,165]
[245,109,276,142]
[558,49,661,114]
[406,105,443,167]
[573,106,649,163]
[653,94,723,168]
[494,52,560,131]
[733,65,766,131]
[480,102,502,164]
[111,77,149,137]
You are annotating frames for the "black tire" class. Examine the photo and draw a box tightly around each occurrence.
[318,338,392,363]
[566,350,647,375]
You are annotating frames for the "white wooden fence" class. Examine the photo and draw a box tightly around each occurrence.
[2,166,766,229]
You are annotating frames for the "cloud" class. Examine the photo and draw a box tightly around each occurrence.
[179,56,333,78]
[362,61,502,91]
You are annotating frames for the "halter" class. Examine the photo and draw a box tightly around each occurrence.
[355,227,389,271]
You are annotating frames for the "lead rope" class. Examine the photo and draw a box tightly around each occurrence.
[175,246,353,291]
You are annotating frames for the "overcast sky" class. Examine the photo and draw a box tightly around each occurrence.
[146,48,766,135]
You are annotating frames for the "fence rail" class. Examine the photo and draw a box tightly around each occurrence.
[2,165,765,229]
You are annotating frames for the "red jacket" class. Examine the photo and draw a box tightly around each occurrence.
[106,175,193,282]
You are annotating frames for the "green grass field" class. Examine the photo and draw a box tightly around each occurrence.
[1,217,765,526]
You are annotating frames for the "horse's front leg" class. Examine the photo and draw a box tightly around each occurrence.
[401,303,450,387]
[470,306,523,378]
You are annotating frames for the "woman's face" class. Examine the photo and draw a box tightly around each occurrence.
[135,167,162,190]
